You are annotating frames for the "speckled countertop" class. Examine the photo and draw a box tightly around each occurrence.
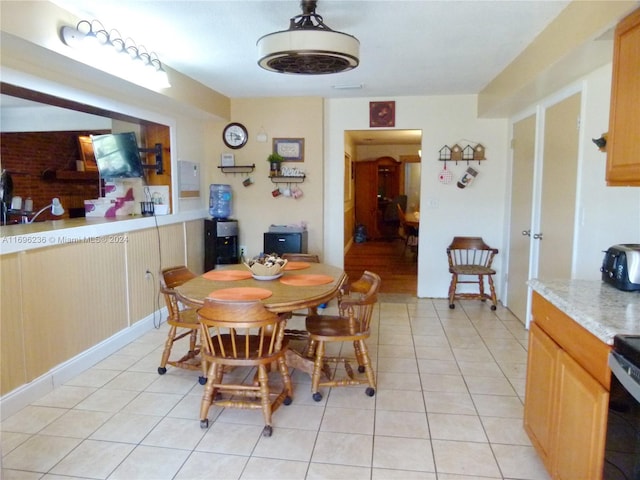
[528,279,640,345]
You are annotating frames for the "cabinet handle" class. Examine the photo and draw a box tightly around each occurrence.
[522,230,531,237]
[533,233,543,240]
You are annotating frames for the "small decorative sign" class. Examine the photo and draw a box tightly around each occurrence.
[273,138,304,162]
[221,153,235,167]
[369,101,395,127]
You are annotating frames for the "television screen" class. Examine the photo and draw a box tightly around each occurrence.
[91,132,145,179]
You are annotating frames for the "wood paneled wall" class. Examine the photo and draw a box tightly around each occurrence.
[0,219,203,396]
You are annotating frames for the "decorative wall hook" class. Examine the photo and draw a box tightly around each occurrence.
[439,143,486,165]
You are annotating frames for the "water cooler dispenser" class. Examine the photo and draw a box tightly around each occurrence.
[204,218,238,271]
[204,184,238,271]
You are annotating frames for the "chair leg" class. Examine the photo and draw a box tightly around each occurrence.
[478,275,486,301]
[357,339,376,395]
[311,341,326,401]
[188,328,197,353]
[276,356,293,402]
[199,362,218,428]
[448,274,458,309]
[487,274,498,310]
[158,324,178,374]
[257,365,273,436]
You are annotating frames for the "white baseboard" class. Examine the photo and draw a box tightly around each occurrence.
[0,308,166,421]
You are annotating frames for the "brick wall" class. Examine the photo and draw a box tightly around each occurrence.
[1,131,106,222]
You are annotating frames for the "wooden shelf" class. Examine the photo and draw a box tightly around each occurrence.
[53,170,99,181]
[269,175,305,183]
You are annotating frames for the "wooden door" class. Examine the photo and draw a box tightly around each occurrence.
[354,160,379,240]
[552,350,608,479]
[524,322,560,474]
[507,114,536,324]
[537,93,581,280]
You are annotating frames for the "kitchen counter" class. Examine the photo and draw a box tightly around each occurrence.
[0,209,207,255]
[528,279,640,344]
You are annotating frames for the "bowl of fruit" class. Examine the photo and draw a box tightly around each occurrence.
[244,253,288,280]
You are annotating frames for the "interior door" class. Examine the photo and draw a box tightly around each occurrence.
[506,114,536,324]
[354,160,379,239]
[537,93,581,279]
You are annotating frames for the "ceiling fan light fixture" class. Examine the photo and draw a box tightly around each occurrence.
[257,0,359,75]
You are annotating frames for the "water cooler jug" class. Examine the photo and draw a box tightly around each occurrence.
[204,218,238,271]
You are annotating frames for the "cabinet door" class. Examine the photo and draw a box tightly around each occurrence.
[606,8,640,186]
[552,350,609,480]
[524,322,560,472]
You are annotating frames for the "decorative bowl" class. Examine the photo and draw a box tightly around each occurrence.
[244,254,287,277]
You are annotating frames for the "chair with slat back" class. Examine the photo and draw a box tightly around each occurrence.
[197,299,293,437]
[158,266,207,385]
[446,237,498,310]
[396,203,419,254]
[304,270,381,402]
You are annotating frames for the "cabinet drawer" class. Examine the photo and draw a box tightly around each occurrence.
[532,292,611,389]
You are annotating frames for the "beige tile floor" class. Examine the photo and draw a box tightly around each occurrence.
[1,296,550,480]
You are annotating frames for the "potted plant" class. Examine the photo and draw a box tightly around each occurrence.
[267,152,284,177]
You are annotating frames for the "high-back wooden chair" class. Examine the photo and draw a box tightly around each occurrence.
[281,253,320,263]
[446,236,498,310]
[158,266,207,384]
[304,270,381,402]
[197,299,293,437]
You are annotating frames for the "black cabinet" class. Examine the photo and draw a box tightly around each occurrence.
[263,231,308,256]
[204,219,239,271]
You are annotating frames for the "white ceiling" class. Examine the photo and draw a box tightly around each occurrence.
[50,0,571,99]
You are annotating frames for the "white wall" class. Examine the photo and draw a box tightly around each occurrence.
[325,95,509,298]
[573,64,640,278]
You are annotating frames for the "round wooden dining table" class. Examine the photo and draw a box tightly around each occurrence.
[174,262,347,378]
[174,262,347,313]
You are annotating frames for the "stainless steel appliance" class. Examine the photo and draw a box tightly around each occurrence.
[601,244,640,291]
[604,335,640,479]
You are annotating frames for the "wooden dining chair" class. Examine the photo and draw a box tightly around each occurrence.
[447,236,498,310]
[304,270,381,402]
[396,203,419,254]
[197,298,293,437]
[281,253,322,341]
[281,253,320,263]
[158,266,207,385]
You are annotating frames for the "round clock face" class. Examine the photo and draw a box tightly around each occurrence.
[222,122,248,149]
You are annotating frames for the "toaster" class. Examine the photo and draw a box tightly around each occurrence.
[601,244,640,291]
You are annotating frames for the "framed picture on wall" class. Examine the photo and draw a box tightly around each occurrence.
[273,138,304,162]
[77,136,98,171]
[369,101,395,128]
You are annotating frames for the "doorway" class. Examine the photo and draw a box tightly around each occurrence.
[343,129,422,294]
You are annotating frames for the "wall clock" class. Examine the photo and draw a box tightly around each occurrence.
[222,122,248,149]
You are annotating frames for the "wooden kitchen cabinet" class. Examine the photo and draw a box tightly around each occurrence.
[524,322,560,473]
[524,292,610,479]
[606,8,640,186]
[553,350,608,480]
